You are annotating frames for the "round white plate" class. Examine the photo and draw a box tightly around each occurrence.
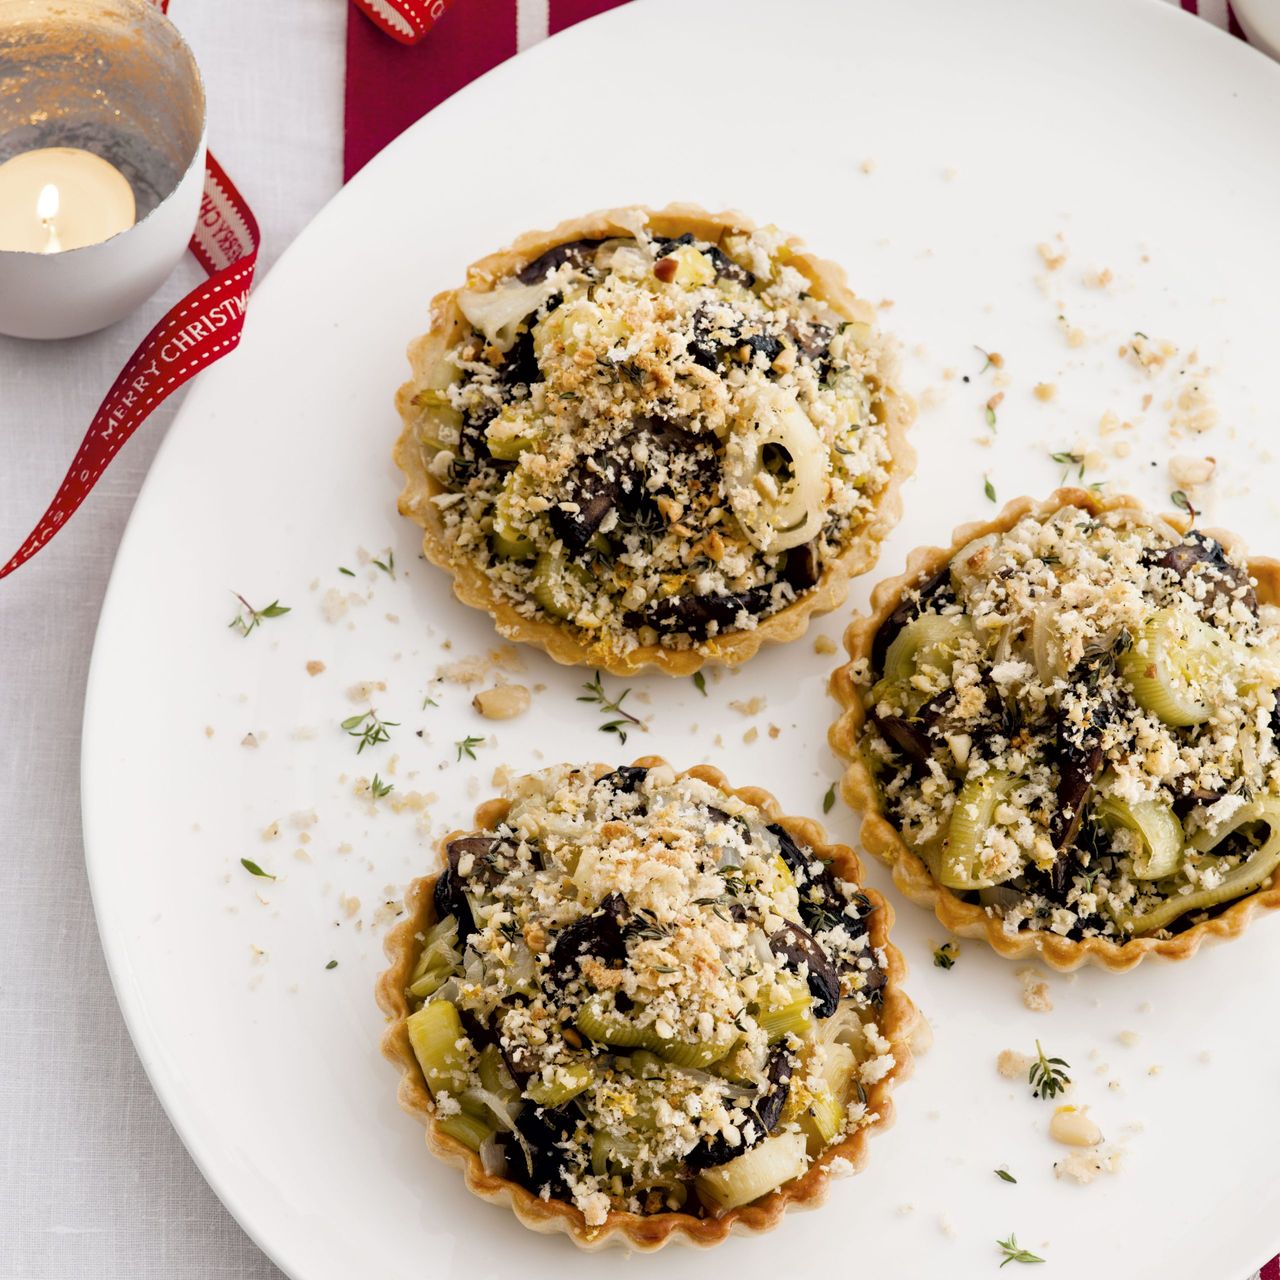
[83,1,1280,1276]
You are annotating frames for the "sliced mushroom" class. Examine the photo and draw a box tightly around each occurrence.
[624,584,781,640]
[515,238,605,285]
[684,1047,792,1172]
[767,822,870,948]
[549,454,627,552]
[653,233,755,287]
[509,1104,574,1195]
[1143,531,1257,616]
[432,868,475,942]
[596,765,648,795]
[1049,739,1104,894]
[548,891,629,983]
[769,922,840,1017]
[753,1044,795,1133]
[783,540,822,591]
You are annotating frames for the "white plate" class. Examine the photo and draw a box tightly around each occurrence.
[83,1,1280,1276]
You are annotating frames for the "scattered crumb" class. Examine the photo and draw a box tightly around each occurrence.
[305,660,326,676]
[261,822,280,842]
[1117,1030,1140,1048]
[938,1212,958,1238]
[813,634,837,655]
[1082,267,1113,289]
[997,1048,1034,1080]
[347,680,386,703]
[1170,381,1218,435]
[472,684,531,721]
[859,158,876,175]
[729,696,767,716]
[743,727,759,745]
[203,725,214,738]
[1016,967,1053,1012]
[1038,241,1067,271]
[1033,382,1057,403]
[338,894,360,919]
[1147,1064,1161,1076]
[767,724,781,739]
[241,733,259,749]
[827,1155,855,1178]
[1054,1148,1122,1184]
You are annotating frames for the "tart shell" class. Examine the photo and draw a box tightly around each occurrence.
[829,487,1280,972]
[393,204,916,677]
[375,756,918,1249]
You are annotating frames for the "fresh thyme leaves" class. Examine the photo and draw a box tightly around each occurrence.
[984,474,997,503]
[1028,1039,1071,1100]
[341,708,398,753]
[822,782,836,814]
[975,345,995,374]
[1050,450,1086,482]
[325,959,338,970]
[228,593,290,637]
[692,671,708,697]
[985,404,998,429]
[370,773,394,799]
[372,551,395,578]
[338,566,355,577]
[578,671,643,744]
[1171,488,1197,521]
[240,857,275,880]
[422,693,439,709]
[997,1234,1044,1267]
[995,1169,1017,1184]
[455,734,484,761]
[933,941,958,969]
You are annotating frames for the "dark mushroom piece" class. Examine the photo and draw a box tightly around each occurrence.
[549,453,628,553]
[431,867,475,942]
[769,922,840,1018]
[596,765,648,795]
[515,238,606,285]
[624,584,782,640]
[508,1104,576,1195]
[446,835,511,891]
[1142,531,1258,616]
[788,320,835,365]
[496,325,540,389]
[653,233,755,288]
[684,1046,793,1172]
[548,891,630,984]
[767,822,870,948]
[783,540,821,591]
[871,565,955,675]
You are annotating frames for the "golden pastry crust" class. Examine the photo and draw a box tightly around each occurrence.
[829,487,1280,972]
[376,756,917,1249]
[394,204,916,677]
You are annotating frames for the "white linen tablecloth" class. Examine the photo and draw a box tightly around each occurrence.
[0,4,343,1276]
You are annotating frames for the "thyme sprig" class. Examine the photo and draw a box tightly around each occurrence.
[1171,488,1198,522]
[995,1169,1017,1184]
[455,734,484,761]
[1028,1039,1071,1100]
[370,774,394,799]
[822,783,836,814]
[984,474,997,503]
[692,671,708,696]
[579,672,644,744]
[240,857,275,880]
[372,550,395,578]
[1050,449,1086,482]
[228,593,290,637]
[997,1234,1044,1267]
[341,708,398,753]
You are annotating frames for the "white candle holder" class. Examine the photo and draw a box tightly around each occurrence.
[0,0,207,339]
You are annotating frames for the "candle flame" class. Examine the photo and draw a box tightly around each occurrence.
[36,183,60,222]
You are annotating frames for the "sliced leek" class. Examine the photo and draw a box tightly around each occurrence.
[531,549,590,619]
[798,1089,846,1156]
[1127,799,1280,933]
[406,999,472,1098]
[1118,608,1232,727]
[526,1062,596,1108]
[1093,793,1184,880]
[872,612,974,714]
[436,1109,494,1152]
[694,1130,808,1211]
[485,403,542,461]
[724,385,827,552]
[458,275,560,353]
[490,474,536,560]
[939,772,1020,889]
[575,995,726,1069]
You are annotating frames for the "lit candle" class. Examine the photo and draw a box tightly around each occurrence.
[0,147,136,255]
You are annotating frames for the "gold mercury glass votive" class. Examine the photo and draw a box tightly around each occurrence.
[0,0,206,339]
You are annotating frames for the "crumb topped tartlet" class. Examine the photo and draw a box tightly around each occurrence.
[377,758,915,1248]
[394,205,915,676]
[830,489,1280,971]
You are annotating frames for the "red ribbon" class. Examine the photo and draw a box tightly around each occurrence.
[349,0,453,45]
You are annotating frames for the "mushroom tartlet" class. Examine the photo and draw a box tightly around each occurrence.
[377,758,914,1248]
[394,204,914,676]
[831,489,1280,971]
